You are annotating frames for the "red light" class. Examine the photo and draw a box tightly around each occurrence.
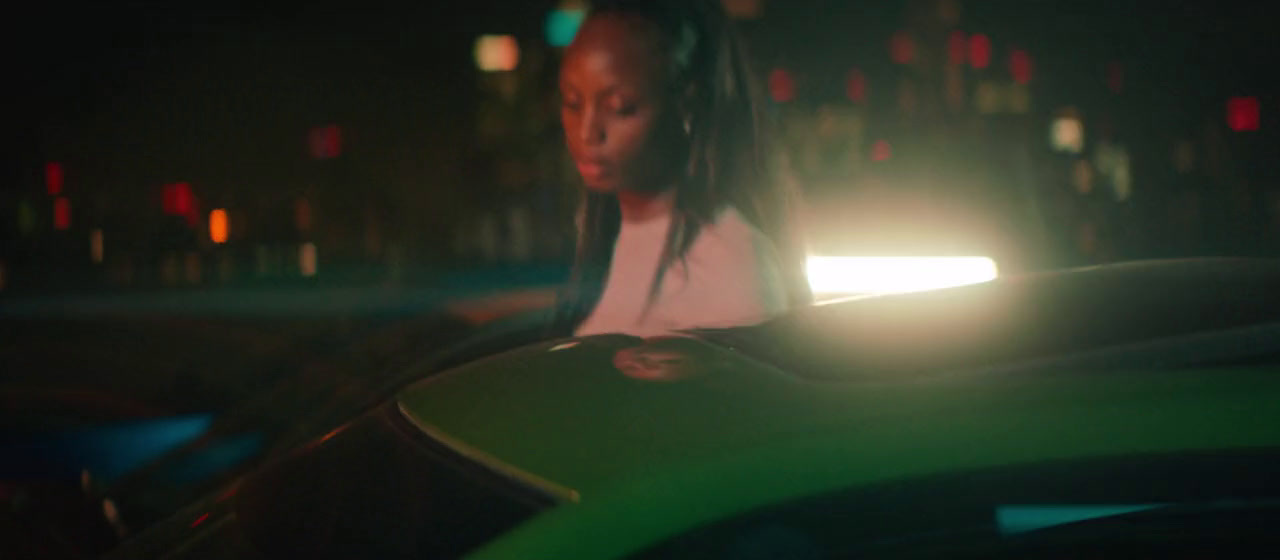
[163,183,199,227]
[1227,97,1260,132]
[846,69,866,103]
[1107,62,1124,94]
[1009,49,1032,84]
[190,513,210,528]
[54,197,71,230]
[769,68,795,103]
[45,162,63,195]
[947,31,967,66]
[871,140,892,162]
[173,183,193,216]
[309,125,342,159]
[969,34,991,69]
[890,31,914,65]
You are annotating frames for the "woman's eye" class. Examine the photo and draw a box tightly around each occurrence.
[609,100,638,116]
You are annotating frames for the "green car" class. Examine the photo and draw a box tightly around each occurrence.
[106,259,1280,559]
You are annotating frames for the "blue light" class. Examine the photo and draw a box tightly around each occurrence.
[546,9,585,47]
[996,504,1166,535]
[0,414,215,481]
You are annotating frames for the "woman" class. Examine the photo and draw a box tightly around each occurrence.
[550,0,811,338]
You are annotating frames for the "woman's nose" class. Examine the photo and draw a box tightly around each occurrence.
[579,107,605,146]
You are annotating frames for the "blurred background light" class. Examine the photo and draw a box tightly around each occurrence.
[308,125,342,159]
[300,242,317,277]
[1107,62,1124,94]
[474,35,520,72]
[890,31,915,65]
[947,31,967,66]
[19,200,37,235]
[90,228,104,263]
[545,8,585,47]
[722,0,762,19]
[1227,96,1260,131]
[45,162,63,196]
[969,33,991,69]
[1051,116,1085,154]
[209,209,229,244]
[806,256,999,296]
[769,68,795,103]
[1009,49,1033,84]
[295,197,312,233]
[846,68,867,103]
[871,139,892,162]
[54,197,72,230]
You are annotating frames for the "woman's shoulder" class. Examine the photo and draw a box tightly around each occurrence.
[697,206,772,250]
[687,206,782,270]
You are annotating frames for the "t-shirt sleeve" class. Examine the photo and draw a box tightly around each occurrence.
[677,217,790,329]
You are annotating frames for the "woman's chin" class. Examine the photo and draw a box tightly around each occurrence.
[581,179,618,193]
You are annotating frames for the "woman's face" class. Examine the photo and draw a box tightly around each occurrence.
[559,14,686,193]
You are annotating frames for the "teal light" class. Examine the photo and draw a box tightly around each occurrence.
[996,504,1166,535]
[546,9,585,47]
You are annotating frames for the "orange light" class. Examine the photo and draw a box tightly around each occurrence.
[209,209,229,243]
[90,229,104,263]
[300,242,317,277]
[54,197,71,230]
[474,35,520,72]
[969,34,991,69]
[45,162,63,195]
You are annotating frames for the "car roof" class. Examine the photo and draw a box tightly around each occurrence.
[694,258,1280,381]
[392,258,1280,558]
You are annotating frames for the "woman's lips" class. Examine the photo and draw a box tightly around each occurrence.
[576,161,608,179]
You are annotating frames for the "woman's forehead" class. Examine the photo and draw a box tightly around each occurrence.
[562,14,668,87]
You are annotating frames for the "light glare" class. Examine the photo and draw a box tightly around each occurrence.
[806,256,998,296]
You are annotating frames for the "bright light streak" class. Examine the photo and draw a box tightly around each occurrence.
[806,256,998,296]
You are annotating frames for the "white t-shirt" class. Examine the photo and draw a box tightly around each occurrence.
[574,207,788,338]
